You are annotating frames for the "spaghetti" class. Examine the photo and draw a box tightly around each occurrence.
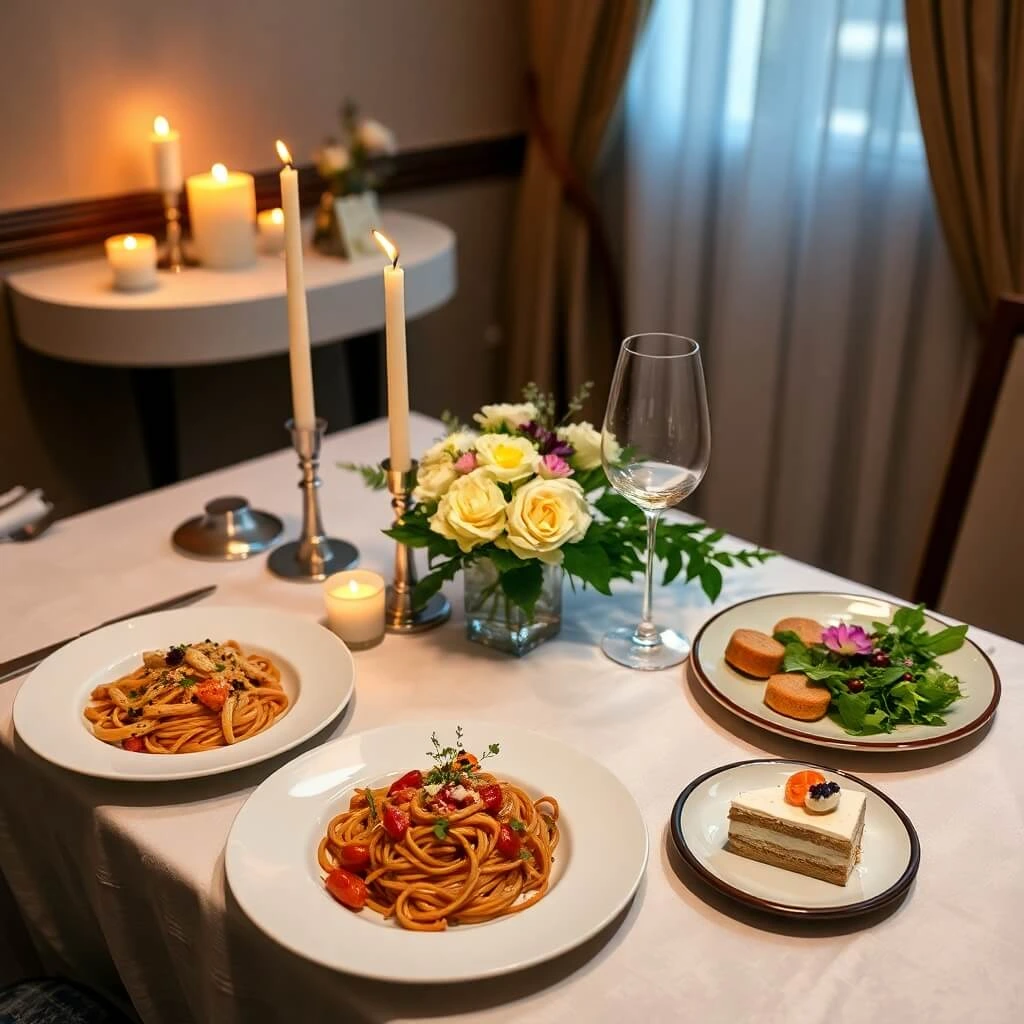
[317,731,560,930]
[84,640,289,754]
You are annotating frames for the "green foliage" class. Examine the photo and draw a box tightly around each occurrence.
[337,461,388,490]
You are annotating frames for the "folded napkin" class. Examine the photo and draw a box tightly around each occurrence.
[0,487,53,539]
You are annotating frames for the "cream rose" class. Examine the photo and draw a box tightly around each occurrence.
[497,477,592,563]
[413,460,459,503]
[315,142,350,176]
[474,434,540,484]
[558,421,619,470]
[357,118,397,156]
[429,470,507,552]
[421,430,478,464]
[472,402,538,431]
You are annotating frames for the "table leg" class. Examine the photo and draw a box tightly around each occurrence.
[130,367,179,487]
[343,330,384,424]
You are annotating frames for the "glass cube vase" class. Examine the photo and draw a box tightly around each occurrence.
[463,557,562,657]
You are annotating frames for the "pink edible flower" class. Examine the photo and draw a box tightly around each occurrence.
[821,623,873,657]
[453,451,477,474]
[538,453,573,479]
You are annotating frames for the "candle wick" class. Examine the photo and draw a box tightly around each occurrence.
[392,254,398,269]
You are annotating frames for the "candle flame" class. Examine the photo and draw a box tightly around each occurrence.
[270,207,284,224]
[153,115,170,136]
[347,580,361,595]
[211,162,228,182]
[275,139,293,167]
[123,235,138,250]
[373,229,399,268]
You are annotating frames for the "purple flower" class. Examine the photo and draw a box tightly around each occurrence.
[521,421,574,459]
[538,453,573,478]
[453,451,477,474]
[822,623,874,657]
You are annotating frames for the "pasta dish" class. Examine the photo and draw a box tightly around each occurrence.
[84,640,289,753]
[318,728,560,930]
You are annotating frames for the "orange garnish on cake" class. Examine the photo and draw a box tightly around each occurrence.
[784,770,826,806]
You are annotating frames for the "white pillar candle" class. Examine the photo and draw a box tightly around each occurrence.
[372,230,411,472]
[257,207,286,255]
[104,233,158,291]
[323,570,386,648]
[150,116,182,195]
[276,141,316,431]
[185,163,257,269]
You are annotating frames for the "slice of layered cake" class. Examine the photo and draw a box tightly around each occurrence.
[726,771,866,885]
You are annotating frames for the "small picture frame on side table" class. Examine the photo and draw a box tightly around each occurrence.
[334,192,382,259]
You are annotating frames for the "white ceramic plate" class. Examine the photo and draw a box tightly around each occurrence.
[226,720,649,983]
[671,759,920,918]
[690,592,1000,751]
[13,606,354,781]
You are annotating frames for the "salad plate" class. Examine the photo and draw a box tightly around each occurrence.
[671,759,920,919]
[689,592,1000,751]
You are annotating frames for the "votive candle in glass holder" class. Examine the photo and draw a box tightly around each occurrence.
[105,233,158,291]
[324,570,386,648]
[257,207,286,255]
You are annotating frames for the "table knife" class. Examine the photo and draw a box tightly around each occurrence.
[0,584,217,683]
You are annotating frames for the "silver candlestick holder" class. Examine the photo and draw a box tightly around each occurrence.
[268,418,358,582]
[156,190,197,272]
[384,458,451,633]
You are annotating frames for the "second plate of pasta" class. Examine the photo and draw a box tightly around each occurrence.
[13,606,354,781]
[226,720,649,982]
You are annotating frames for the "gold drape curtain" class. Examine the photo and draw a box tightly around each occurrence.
[505,0,648,405]
[906,0,1024,320]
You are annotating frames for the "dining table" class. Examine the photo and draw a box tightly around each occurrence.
[0,413,1020,1023]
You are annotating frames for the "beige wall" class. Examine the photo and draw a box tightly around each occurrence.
[0,0,525,210]
[0,0,525,514]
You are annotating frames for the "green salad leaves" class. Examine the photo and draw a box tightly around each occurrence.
[777,604,967,736]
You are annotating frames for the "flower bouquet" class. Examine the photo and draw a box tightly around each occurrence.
[344,385,772,655]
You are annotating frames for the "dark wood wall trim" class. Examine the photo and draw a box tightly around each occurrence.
[0,133,526,263]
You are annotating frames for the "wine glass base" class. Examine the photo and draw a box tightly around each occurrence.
[600,626,690,671]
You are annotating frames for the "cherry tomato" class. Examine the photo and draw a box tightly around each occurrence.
[194,678,230,711]
[338,843,371,870]
[479,784,503,814]
[784,770,826,806]
[383,804,409,841]
[496,823,521,859]
[122,736,145,753]
[387,770,423,796]
[325,868,367,910]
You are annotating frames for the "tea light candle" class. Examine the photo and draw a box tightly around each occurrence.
[104,233,158,291]
[257,207,286,254]
[185,163,257,268]
[323,570,386,648]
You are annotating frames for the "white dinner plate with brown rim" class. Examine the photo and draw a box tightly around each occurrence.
[689,592,1000,752]
[225,720,649,983]
[671,759,920,919]
[13,606,354,781]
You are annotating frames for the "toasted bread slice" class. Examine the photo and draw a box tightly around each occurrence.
[724,629,785,678]
[764,673,831,721]
[773,617,825,647]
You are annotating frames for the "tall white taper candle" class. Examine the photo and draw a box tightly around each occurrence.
[276,140,316,431]
[373,230,411,473]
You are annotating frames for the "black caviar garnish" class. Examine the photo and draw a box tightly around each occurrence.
[808,781,841,799]
[165,646,185,667]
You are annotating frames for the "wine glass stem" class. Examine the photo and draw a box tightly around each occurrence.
[634,511,661,646]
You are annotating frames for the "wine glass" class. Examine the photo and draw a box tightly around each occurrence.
[600,333,711,670]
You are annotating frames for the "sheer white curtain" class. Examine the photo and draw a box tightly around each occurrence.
[624,0,974,595]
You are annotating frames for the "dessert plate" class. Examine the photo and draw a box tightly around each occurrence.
[671,759,920,919]
[13,606,354,781]
[690,592,1000,751]
[226,720,649,982]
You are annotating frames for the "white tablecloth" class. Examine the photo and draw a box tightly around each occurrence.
[0,415,1021,1023]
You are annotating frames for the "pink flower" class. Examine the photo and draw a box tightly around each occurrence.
[537,453,573,479]
[453,451,477,474]
[821,623,873,657]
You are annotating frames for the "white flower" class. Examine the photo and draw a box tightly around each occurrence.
[497,477,592,564]
[472,402,538,431]
[474,434,540,484]
[558,421,619,471]
[413,460,459,503]
[357,118,397,156]
[429,470,507,553]
[316,143,350,176]
[421,430,477,464]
